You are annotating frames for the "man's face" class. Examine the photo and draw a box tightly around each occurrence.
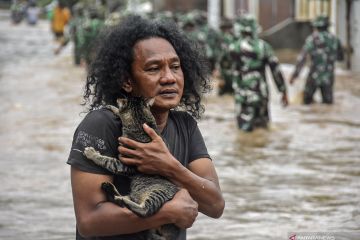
[129,37,184,113]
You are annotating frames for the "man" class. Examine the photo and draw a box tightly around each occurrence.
[81,7,104,67]
[290,15,344,104]
[182,10,221,74]
[217,17,235,95]
[229,14,288,132]
[67,15,224,240]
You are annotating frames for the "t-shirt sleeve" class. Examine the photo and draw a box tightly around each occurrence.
[67,109,122,174]
[187,114,211,163]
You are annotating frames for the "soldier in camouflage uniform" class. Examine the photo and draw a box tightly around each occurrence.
[69,2,86,65]
[229,14,288,132]
[82,7,104,67]
[182,10,221,73]
[290,15,344,104]
[54,2,85,66]
[218,17,235,95]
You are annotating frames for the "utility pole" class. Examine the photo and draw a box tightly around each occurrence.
[345,0,353,70]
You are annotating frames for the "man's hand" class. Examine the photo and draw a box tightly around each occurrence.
[281,93,289,107]
[118,123,177,176]
[162,189,198,229]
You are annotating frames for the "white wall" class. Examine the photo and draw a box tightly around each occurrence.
[208,0,220,29]
[336,0,347,48]
[351,1,360,72]
[335,0,360,72]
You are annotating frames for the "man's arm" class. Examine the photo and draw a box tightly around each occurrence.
[290,39,311,84]
[168,158,225,218]
[290,50,307,84]
[118,124,225,219]
[71,167,198,238]
[265,43,288,106]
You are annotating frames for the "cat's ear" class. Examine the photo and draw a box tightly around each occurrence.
[117,98,127,109]
[122,78,133,93]
[145,97,155,107]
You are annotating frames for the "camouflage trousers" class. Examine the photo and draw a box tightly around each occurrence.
[235,101,269,132]
[304,78,333,104]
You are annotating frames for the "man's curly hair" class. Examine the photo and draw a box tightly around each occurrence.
[84,14,212,119]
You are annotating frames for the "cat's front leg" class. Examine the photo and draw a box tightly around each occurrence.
[84,147,136,175]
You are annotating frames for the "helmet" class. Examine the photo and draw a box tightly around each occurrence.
[312,15,329,27]
[181,13,196,28]
[237,14,259,34]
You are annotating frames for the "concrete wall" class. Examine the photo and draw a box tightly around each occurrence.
[258,0,294,31]
[351,1,360,72]
[153,0,207,12]
[336,0,360,72]
[260,19,312,50]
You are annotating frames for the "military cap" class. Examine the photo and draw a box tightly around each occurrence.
[312,15,330,27]
[237,14,259,34]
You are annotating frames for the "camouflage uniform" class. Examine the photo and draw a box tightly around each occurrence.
[229,15,287,131]
[218,18,236,95]
[82,7,104,66]
[290,15,344,104]
[182,10,221,72]
[69,2,86,65]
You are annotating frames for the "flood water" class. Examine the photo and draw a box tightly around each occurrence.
[0,10,359,240]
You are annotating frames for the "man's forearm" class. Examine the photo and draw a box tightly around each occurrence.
[77,201,171,238]
[166,160,224,219]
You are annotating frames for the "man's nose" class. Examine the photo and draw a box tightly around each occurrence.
[160,66,176,84]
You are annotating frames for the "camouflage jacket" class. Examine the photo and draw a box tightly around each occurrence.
[292,30,344,86]
[229,36,286,104]
[219,32,236,72]
[185,25,221,64]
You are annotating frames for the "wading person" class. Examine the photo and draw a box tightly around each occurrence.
[50,1,71,40]
[67,15,224,240]
[229,14,288,132]
[289,15,344,104]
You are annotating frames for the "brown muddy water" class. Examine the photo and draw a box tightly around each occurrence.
[0,10,359,240]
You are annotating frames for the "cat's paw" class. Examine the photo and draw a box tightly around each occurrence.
[84,147,99,159]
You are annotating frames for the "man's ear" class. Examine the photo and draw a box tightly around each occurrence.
[122,78,133,93]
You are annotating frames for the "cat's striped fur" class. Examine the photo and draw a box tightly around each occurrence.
[84,97,180,240]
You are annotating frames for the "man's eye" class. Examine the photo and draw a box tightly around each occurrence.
[147,67,159,72]
[171,65,180,70]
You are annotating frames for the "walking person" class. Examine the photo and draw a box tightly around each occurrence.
[289,15,344,104]
[229,14,288,132]
[50,0,71,40]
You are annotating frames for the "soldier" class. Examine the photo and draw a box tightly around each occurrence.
[289,15,344,104]
[229,14,288,132]
[218,17,235,95]
[54,2,85,64]
[82,7,104,67]
[182,10,221,73]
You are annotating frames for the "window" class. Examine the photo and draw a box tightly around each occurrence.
[295,0,331,21]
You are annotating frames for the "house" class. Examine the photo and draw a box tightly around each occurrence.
[222,0,360,71]
[148,0,359,71]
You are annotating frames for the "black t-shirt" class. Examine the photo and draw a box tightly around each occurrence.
[67,108,210,240]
